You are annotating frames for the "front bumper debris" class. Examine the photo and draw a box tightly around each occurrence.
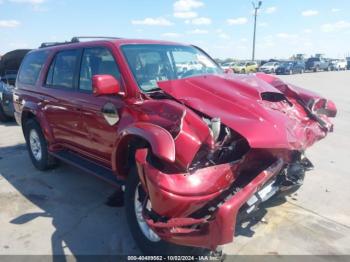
[136,148,286,250]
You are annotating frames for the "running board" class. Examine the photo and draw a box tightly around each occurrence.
[51,150,124,187]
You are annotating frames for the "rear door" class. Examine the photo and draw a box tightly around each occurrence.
[42,49,85,147]
[74,46,124,166]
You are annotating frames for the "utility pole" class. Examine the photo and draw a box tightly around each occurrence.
[252,1,262,61]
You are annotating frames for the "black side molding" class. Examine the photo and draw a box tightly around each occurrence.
[51,150,124,187]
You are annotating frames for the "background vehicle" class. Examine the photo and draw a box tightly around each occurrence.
[232,61,258,73]
[305,57,330,72]
[335,59,347,70]
[275,61,305,75]
[0,49,31,121]
[221,61,237,70]
[258,62,280,74]
[13,37,336,256]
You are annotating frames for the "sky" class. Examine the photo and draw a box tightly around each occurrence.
[1,0,350,59]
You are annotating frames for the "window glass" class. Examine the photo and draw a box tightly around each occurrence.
[79,47,120,91]
[46,50,78,89]
[122,44,221,92]
[18,51,49,85]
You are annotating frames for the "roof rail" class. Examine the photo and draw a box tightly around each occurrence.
[39,41,74,48]
[71,36,122,42]
[39,36,122,49]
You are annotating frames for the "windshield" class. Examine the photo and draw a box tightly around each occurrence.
[263,62,276,66]
[122,44,222,92]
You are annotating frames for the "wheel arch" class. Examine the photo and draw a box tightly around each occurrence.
[112,123,176,177]
[21,106,54,143]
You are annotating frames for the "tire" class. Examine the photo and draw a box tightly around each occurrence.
[24,119,57,171]
[125,167,207,255]
[241,69,246,74]
[0,104,11,122]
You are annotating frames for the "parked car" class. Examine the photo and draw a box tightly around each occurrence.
[0,49,31,121]
[258,62,280,74]
[305,57,331,72]
[0,74,16,121]
[13,37,336,255]
[221,62,237,70]
[334,59,347,71]
[275,61,305,75]
[232,61,258,73]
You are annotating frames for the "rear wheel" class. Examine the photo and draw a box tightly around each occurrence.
[125,167,207,255]
[24,119,57,170]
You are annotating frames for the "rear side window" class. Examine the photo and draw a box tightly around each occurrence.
[79,47,120,92]
[46,50,79,89]
[18,51,48,85]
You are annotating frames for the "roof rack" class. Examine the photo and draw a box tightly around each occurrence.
[39,36,121,49]
[71,36,122,42]
[40,41,73,48]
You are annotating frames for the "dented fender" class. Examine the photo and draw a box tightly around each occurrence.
[112,122,176,173]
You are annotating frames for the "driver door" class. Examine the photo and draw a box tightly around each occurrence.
[75,46,124,166]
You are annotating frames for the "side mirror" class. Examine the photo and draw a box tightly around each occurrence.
[92,75,124,96]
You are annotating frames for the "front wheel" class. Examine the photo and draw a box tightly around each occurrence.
[125,167,206,255]
[24,119,57,170]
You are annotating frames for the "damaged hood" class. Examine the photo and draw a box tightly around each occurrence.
[157,74,335,150]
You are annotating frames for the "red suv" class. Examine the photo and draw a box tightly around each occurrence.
[14,37,337,255]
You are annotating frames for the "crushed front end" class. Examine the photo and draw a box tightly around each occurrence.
[134,73,336,250]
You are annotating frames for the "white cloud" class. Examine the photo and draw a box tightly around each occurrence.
[321,21,350,32]
[131,17,173,26]
[190,17,211,25]
[302,10,319,17]
[174,11,197,19]
[265,6,277,14]
[277,33,299,39]
[9,0,45,3]
[162,32,182,38]
[188,29,208,34]
[227,17,248,25]
[174,0,204,12]
[218,33,230,39]
[303,28,312,33]
[331,8,341,13]
[215,29,230,39]
[0,20,20,28]
[258,22,269,27]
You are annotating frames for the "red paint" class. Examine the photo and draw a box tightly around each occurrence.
[92,74,123,96]
[13,38,336,251]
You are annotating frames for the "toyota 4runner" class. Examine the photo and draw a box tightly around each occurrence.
[14,37,337,255]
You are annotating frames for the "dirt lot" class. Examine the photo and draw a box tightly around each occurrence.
[0,71,350,256]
